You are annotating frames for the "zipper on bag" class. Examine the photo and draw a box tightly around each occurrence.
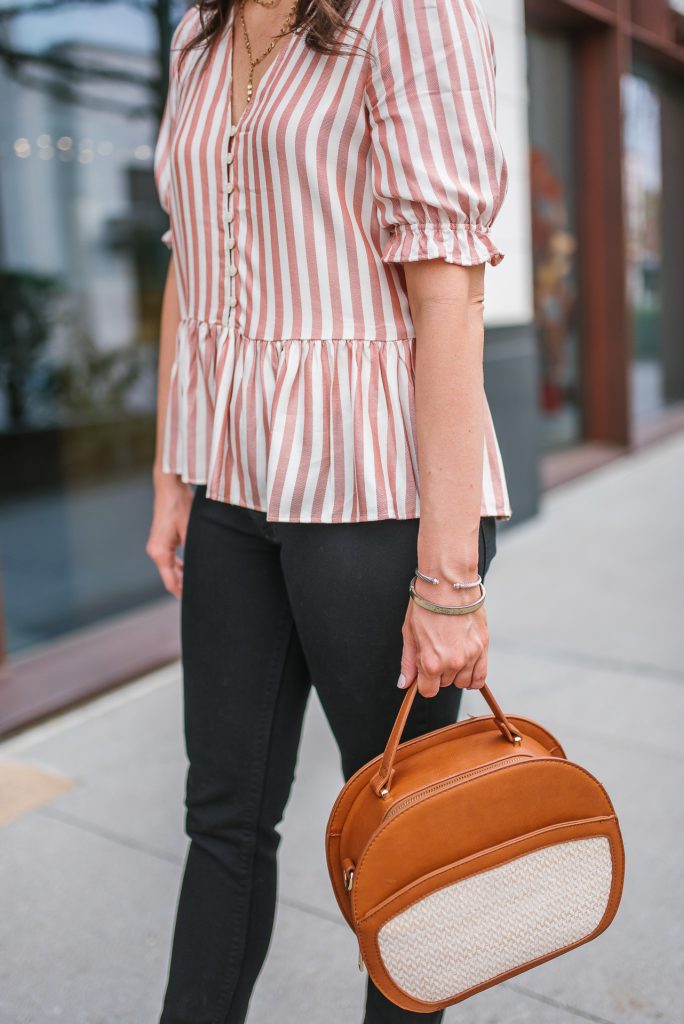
[382,754,532,823]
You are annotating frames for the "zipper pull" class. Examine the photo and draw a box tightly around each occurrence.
[342,859,355,892]
[357,940,365,972]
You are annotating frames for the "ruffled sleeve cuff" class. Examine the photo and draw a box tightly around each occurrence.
[381,221,505,268]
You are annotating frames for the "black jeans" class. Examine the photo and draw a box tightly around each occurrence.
[159,486,498,1024]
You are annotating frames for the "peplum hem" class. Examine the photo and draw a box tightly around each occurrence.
[162,318,513,524]
[382,221,505,268]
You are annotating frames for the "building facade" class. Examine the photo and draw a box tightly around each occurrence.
[486,0,684,531]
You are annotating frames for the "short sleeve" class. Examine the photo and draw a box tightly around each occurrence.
[364,0,508,267]
[154,15,193,250]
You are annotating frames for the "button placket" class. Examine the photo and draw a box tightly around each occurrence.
[227,123,238,311]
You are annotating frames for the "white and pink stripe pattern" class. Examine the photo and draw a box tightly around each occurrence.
[154,0,513,523]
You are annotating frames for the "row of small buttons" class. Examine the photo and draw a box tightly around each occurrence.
[227,122,238,309]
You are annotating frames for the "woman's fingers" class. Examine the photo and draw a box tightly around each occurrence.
[162,569,182,599]
[149,542,182,598]
[146,526,183,599]
[415,652,443,699]
[449,651,487,690]
[467,651,488,690]
[417,673,442,698]
[451,660,475,691]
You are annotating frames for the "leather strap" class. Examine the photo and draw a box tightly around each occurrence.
[370,681,523,797]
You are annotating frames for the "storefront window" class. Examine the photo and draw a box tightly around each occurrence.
[0,2,181,654]
[526,29,581,452]
[622,71,665,426]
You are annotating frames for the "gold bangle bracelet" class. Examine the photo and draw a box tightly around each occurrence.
[409,576,486,616]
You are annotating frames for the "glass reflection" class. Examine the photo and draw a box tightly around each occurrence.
[622,72,665,426]
[0,1,182,654]
[526,29,581,452]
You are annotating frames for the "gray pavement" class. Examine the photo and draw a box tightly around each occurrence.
[1,432,683,1024]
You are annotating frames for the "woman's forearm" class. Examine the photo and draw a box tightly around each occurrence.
[147,252,192,599]
[405,260,487,597]
[153,253,181,484]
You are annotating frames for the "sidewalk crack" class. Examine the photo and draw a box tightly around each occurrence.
[495,637,684,685]
[36,805,183,866]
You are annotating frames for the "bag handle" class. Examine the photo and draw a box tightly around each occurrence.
[370,681,522,798]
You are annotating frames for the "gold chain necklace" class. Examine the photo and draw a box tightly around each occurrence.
[238,0,298,105]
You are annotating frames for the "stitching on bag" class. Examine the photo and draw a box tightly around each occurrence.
[360,820,617,925]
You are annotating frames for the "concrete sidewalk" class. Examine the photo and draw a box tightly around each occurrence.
[1,433,683,1024]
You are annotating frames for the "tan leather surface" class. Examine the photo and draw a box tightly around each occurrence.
[324,681,626,1011]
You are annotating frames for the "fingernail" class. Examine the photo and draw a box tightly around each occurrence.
[397,674,408,689]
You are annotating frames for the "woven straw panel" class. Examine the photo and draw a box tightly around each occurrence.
[377,836,613,1003]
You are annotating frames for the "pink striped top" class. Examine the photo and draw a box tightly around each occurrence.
[154,0,513,523]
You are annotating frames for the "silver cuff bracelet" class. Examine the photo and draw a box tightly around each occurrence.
[414,568,483,590]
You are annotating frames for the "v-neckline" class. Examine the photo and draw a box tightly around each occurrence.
[228,6,297,132]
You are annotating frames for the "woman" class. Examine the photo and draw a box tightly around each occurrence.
[147,0,512,1021]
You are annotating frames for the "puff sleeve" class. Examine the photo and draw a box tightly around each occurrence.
[364,0,508,267]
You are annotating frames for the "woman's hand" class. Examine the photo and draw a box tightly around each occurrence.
[398,588,489,697]
[146,472,193,598]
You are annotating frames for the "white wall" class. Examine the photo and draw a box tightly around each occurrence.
[482,0,535,329]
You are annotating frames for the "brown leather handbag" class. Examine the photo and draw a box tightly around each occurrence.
[325,681,625,1013]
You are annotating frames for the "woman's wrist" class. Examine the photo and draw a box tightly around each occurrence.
[153,461,183,490]
[416,525,480,602]
[417,532,479,577]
